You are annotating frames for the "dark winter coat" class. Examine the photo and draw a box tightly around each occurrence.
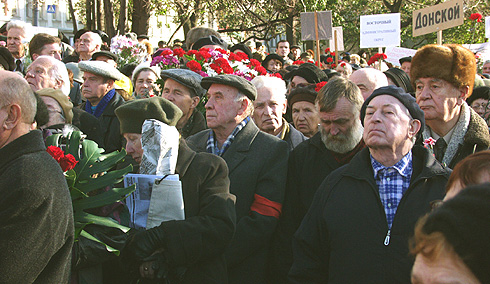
[187,120,289,284]
[0,130,74,283]
[289,146,450,284]
[283,123,307,151]
[270,132,363,283]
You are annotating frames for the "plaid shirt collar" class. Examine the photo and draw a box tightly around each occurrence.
[371,151,412,179]
[206,116,251,156]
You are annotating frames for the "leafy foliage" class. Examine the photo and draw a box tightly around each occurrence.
[46,131,134,255]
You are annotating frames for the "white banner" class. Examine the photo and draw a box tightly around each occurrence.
[384,46,417,66]
[360,13,401,48]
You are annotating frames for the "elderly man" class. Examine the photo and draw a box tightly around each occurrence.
[161,69,207,138]
[115,97,236,283]
[25,55,70,95]
[289,86,450,283]
[411,44,490,168]
[6,20,27,73]
[28,33,62,61]
[79,60,125,153]
[187,75,288,284]
[271,76,365,283]
[77,31,102,61]
[252,75,305,150]
[349,68,389,99]
[25,56,102,146]
[0,71,73,282]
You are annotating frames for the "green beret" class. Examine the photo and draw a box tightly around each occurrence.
[201,74,257,101]
[115,97,183,134]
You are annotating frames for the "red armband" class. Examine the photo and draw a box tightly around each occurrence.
[250,194,282,219]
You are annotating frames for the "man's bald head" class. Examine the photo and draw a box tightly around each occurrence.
[349,68,388,100]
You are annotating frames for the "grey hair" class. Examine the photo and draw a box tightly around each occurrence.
[7,20,26,34]
[82,31,102,48]
[0,74,36,123]
[234,91,254,116]
[35,56,70,96]
[484,60,490,65]
[316,76,363,114]
[251,75,287,103]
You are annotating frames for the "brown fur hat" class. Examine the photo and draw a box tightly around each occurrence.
[410,44,476,98]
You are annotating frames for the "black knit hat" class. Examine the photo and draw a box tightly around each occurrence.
[422,183,490,284]
[192,35,228,51]
[283,62,328,83]
[288,85,317,107]
[261,53,284,69]
[92,50,119,62]
[115,97,183,134]
[383,67,414,94]
[467,86,490,106]
[360,85,425,130]
[201,74,257,101]
[230,43,253,59]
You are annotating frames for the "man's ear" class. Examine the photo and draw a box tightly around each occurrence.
[190,96,200,109]
[237,98,249,116]
[457,86,470,104]
[409,119,422,138]
[3,104,22,130]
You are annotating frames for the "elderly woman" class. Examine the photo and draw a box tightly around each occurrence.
[288,85,320,138]
[262,54,284,74]
[410,183,490,284]
[132,64,161,98]
[467,86,490,128]
[115,97,236,283]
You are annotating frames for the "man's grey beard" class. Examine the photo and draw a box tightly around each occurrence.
[321,119,363,154]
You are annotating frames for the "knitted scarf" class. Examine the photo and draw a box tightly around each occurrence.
[84,88,116,118]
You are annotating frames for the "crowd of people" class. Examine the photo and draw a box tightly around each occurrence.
[0,19,489,284]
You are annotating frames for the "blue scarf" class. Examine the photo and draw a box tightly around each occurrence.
[85,88,116,118]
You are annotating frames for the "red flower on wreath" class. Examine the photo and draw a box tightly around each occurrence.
[293,60,305,65]
[173,48,185,57]
[315,81,327,92]
[269,72,283,79]
[186,60,202,71]
[470,13,483,22]
[326,57,333,63]
[256,65,267,75]
[249,59,261,67]
[46,145,78,172]
[161,49,173,56]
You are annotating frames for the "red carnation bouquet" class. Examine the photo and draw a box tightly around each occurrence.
[184,47,267,80]
[315,81,328,92]
[367,53,387,66]
[47,145,78,172]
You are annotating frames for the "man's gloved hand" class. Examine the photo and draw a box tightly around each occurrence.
[142,253,169,280]
[121,226,166,265]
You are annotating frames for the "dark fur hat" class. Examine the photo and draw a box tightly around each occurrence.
[410,44,476,98]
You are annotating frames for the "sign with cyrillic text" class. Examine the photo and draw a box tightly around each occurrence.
[412,0,463,37]
[384,46,417,66]
[486,16,490,39]
[301,11,333,41]
[360,13,400,48]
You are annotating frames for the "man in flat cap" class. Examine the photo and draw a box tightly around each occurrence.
[271,76,365,283]
[187,74,289,284]
[289,86,450,283]
[115,97,236,283]
[92,50,133,98]
[79,60,125,153]
[161,69,207,138]
[411,44,490,168]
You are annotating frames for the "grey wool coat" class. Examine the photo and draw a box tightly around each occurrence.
[187,119,289,284]
[0,130,74,283]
